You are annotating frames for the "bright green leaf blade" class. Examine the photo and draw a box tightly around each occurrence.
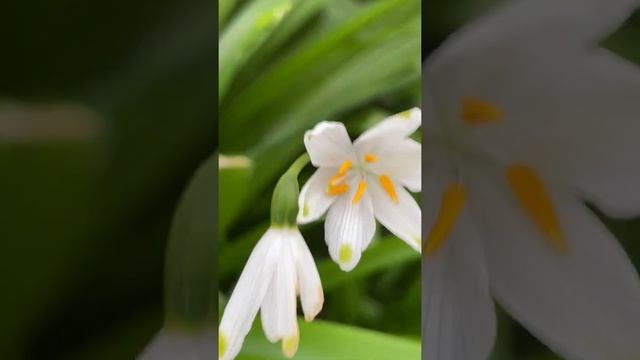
[219,0,296,100]
[238,319,421,359]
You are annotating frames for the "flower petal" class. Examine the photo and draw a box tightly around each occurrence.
[464,49,640,218]
[325,184,376,271]
[260,231,298,345]
[368,175,421,251]
[219,229,279,360]
[291,230,324,322]
[427,0,638,76]
[359,138,421,192]
[423,210,496,360]
[297,167,338,224]
[304,121,355,167]
[470,166,640,359]
[354,107,421,149]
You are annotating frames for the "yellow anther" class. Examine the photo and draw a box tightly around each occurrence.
[379,175,398,203]
[364,153,378,163]
[505,165,567,253]
[282,334,299,358]
[338,160,353,175]
[328,173,347,187]
[461,97,503,125]
[352,180,367,204]
[219,333,227,358]
[425,184,466,257]
[327,183,349,196]
[339,244,353,264]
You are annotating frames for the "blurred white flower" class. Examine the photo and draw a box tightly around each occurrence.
[423,0,640,359]
[298,109,422,271]
[219,227,323,360]
[138,328,214,360]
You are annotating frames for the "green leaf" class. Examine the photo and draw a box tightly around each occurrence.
[238,319,420,359]
[219,0,297,100]
[164,153,216,326]
[219,154,253,240]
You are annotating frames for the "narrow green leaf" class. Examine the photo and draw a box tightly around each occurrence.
[219,154,253,240]
[219,0,296,100]
[239,319,420,359]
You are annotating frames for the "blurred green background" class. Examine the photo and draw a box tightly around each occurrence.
[1,0,215,358]
[426,1,640,360]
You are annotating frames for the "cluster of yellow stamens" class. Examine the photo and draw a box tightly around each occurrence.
[425,97,567,257]
[325,154,399,205]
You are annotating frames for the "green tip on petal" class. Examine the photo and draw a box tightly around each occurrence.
[219,333,227,358]
[398,109,413,119]
[303,203,310,217]
[339,244,352,264]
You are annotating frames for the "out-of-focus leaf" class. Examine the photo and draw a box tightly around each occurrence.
[219,0,241,29]
[239,319,420,359]
[219,0,296,100]
[165,153,217,326]
[219,154,253,240]
[319,237,420,291]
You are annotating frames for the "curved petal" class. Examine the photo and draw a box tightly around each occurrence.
[291,230,324,321]
[359,138,421,192]
[304,121,355,167]
[368,175,421,251]
[427,0,638,78]
[469,166,640,360]
[260,232,299,357]
[219,229,279,360]
[325,185,376,272]
[423,210,496,360]
[354,108,421,150]
[297,167,337,224]
[464,49,640,218]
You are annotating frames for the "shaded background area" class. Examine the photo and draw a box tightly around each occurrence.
[425,0,640,359]
[0,0,216,358]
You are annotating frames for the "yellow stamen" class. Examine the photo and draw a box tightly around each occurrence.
[379,175,398,203]
[461,97,503,125]
[328,173,346,187]
[282,335,299,358]
[327,183,349,196]
[352,180,367,204]
[219,333,227,358]
[339,244,352,264]
[364,153,378,163]
[505,165,567,252]
[338,160,352,175]
[425,184,466,257]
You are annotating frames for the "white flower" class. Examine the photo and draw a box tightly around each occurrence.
[138,328,215,360]
[298,109,422,271]
[218,227,323,360]
[424,0,640,359]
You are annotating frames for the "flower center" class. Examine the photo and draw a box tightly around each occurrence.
[425,97,567,256]
[326,156,399,204]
